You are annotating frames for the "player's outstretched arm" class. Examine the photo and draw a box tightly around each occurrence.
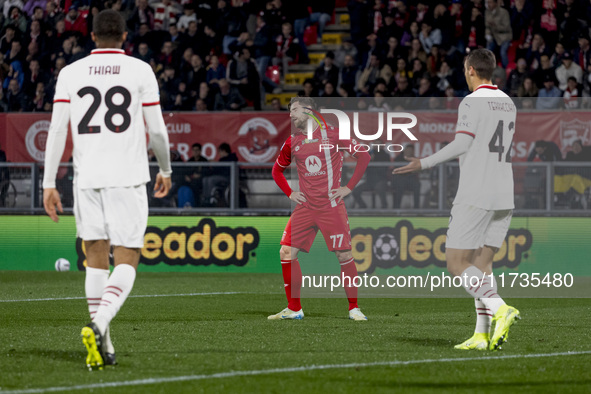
[393,133,474,174]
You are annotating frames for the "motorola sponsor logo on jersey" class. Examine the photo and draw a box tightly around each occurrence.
[304,155,326,176]
[307,110,419,153]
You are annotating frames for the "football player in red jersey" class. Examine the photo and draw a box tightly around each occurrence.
[268,97,371,321]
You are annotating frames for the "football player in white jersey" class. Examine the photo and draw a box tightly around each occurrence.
[42,9,172,369]
[394,49,520,351]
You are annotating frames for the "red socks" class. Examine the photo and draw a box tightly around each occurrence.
[340,258,359,310]
[281,259,302,311]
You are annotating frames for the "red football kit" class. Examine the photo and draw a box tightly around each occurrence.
[273,124,371,252]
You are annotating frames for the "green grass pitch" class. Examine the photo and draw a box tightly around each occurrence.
[1,271,590,393]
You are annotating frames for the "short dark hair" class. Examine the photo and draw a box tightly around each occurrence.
[93,9,125,42]
[289,96,317,111]
[192,143,202,149]
[219,143,231,154]
[465,48,496,81]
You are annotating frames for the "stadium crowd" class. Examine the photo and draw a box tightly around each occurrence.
[0,0,590,112]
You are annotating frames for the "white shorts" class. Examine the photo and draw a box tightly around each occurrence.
[73,184,148,248]
[446,204,512,250]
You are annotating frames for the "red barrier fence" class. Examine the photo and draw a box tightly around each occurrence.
[2,111,590,163]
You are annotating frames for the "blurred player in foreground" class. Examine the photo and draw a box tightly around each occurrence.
[269,97,371,321]
[42,10,172,369]
[394,48,520,350]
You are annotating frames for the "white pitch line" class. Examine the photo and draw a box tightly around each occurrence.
[1,350,590,394]
[0,292,245,303]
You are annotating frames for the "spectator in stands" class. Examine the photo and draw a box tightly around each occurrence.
[348,0,370,47]
[270,97,285,111]
[517,76,539,98]
[510,0,533,43]
[550,41,566,69]
[171,81,193,111]
[134,42,155,65]
[31,81,49,112]
[368,90,390,112]
[206,55,226,85]
[401,20,420,48]
[195,98,208,112]
[252,12,277,93]
[377,11,402,45]
[197,81,215,110]
[565,140,591,161]
[563,76,581,109]
[6,39,26,65]
[383,36,405,71]
[555,51,582,91]
[313,51,339,93]
[528,140,563,162]
[159,65,180,110]
[574,33,591,72]
[507,58,529,96]
[392,75,415,99]
[435,61,453,95]
[392,144,420,209]
[537,73,562,110]
[5,6,27,33]
[0,25,16,54]
[152,0,182,31]
[532,54,554,88]
[464,5,486,51]
[409,58,427,88]
[177,4,197,32]
[219,0,247,55]
[227,47,261,110]
[298,78,318,97]
[64,5,87,37]
[273,22,301,75]
[186,142,209,204]
[337,54,358,98]
[5,77,28,111]
[407,38,427,66]
[22,1,45,17]
[309,1,334,44]
[524,33,548,68]
[418,18,441,55]
[127,0,155,32]
[183,54,206,94]
[157,40,176,69]
[214,78,246,111]
[357,54,392,96]
[485,0,512,68]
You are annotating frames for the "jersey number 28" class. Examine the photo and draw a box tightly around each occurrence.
[77,86,131,134]
[488,120,514,162]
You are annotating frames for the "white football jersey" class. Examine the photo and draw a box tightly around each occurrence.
[52,49,161,189]
[453,85,516,210]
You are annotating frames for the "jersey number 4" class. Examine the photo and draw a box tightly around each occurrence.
[77,86,131,134]
[488,120,514,162]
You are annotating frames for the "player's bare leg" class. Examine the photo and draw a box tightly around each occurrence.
[268,245,304,320]
[448,247,520,350]
[335,250,367,321]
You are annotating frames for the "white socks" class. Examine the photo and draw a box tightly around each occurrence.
[93,264,137,336]
[85,267,115,352]
[474,298,492,334]
[461,266,505,315]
